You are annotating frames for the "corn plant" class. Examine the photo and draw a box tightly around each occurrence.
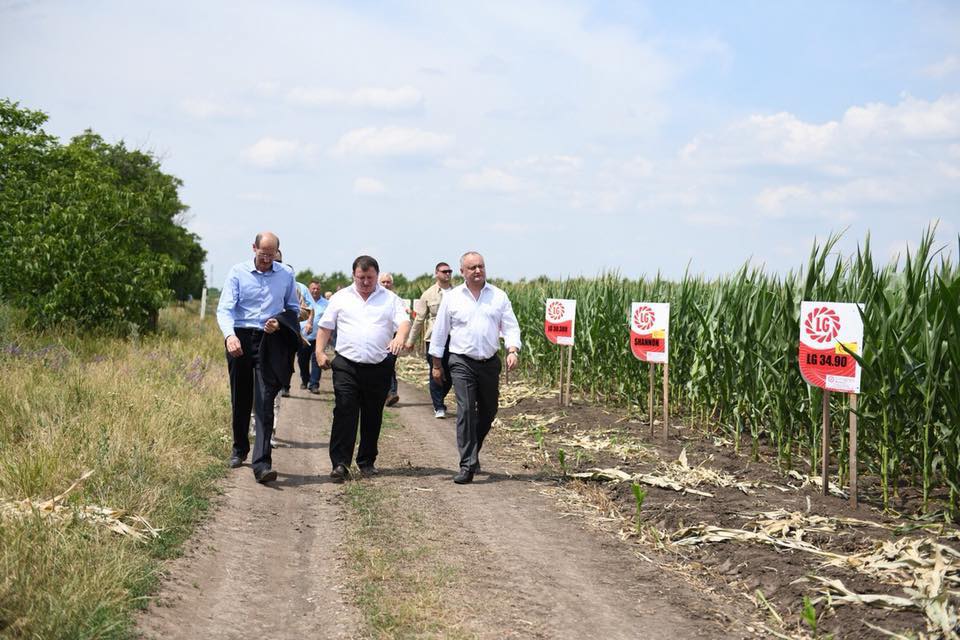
[497,226,960,515]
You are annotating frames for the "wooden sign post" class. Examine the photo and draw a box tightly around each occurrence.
[630,303,670,440]
[798,302,864,506]
[545,298,577,407]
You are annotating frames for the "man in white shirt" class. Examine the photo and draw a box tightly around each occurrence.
[315,256,411,481]
[429,251,521,484]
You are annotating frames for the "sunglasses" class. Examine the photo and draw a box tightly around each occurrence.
[438,269,453,274]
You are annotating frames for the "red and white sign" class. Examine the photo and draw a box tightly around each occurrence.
[798,301,863,394]
[544,298,576,345]
[630,302,669,363]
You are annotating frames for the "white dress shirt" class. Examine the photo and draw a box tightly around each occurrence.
[429,282,521,360]
[317,284,410,364]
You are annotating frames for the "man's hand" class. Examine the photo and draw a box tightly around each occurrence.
[506,352,519,371]
[264,318,279,334]
[388,335,405,355]
[315,349,331,370]
[431,365,444,384]
[226,335,243,357]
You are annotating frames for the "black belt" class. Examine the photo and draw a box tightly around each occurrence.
[334,352,391,367]
[454,353,499,364]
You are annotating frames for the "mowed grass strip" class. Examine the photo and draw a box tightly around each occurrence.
[343,468,476,639]
[0,306,230,639]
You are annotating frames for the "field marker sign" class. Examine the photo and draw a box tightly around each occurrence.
[798,301,865,508]
[544,299,576,406]
[630,303,669,363]
[630,303,670,440]
[799,302,863,393]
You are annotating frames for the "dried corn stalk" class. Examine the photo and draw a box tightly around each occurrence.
[0,470,161,541]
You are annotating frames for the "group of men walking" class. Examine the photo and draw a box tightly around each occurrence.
[216,231,522,485]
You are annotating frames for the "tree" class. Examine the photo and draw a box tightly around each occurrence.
[0,99,206,331]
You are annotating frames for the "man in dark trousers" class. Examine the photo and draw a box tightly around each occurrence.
[216,231,300,483]
[429,251,521,484]
[314,256,410,482]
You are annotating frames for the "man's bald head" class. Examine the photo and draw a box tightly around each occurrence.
[252,231,280,272]
[254,232,280,251]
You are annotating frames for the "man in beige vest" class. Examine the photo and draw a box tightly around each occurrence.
[405,262,454,418]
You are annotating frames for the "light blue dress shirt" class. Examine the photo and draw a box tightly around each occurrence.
[216,259,300,338]
[300,291,328,341]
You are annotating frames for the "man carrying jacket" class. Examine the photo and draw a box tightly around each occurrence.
[216,231,300,483]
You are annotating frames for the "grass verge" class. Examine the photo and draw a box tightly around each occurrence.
[0,306,230,639]
[343,477,475,640]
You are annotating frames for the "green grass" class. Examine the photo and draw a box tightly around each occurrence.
[343,479,475,640]
[0,306,230,639]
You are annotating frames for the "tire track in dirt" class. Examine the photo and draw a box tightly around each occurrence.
[137,381,360,640]
[139,373,742,639]
[375,379,737,640]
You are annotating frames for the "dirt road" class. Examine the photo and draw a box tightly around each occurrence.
[138,375,740,639]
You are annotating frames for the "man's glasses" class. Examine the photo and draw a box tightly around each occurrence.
[438,269,453,274]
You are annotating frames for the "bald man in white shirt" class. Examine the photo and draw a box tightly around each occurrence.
[429,251,521,484]
[315,255,411,481]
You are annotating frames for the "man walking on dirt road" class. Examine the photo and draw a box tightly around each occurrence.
[314,256,411,482]
[216,231,300,484]
[429,251,521,484]
[378,272,403,407]
[404,261,454,418]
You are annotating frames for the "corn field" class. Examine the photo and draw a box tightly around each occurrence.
[497,229,960,515]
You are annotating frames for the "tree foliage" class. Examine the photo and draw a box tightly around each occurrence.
[0,99,206,331]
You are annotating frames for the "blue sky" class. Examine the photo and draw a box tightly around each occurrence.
[2,0,958,283]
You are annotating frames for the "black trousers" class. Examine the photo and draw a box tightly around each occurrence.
[329,353,393,468]
[226,328,279,474]
[426,338,453,411]
[448,353,501,470]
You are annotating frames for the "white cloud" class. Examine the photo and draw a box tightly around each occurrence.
[755,185,813,216]
[353,177,386,195]
[460,167,523,193]
[683,213,740,227]
[922,55,960,78]
[332,126,453,158]
[515,154,583,174]
[287,86,423,111]
[180,97,251,119]
[242,137,314,169]
[842,94,960,139]
[683,94,960,166]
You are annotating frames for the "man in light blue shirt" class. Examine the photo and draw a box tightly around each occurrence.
[216,231,299,483]
[298,279,328,393]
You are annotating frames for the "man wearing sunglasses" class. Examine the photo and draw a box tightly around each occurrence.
[405,261,455,418]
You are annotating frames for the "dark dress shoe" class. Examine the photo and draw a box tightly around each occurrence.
[453,468,474,484]
[385,394,399,406]
[330,464,350,483]
[281,388,291,398]
[229,455,245,469]
[358,464,379,476]
[299,382,308,390]
[255,468,278,484]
